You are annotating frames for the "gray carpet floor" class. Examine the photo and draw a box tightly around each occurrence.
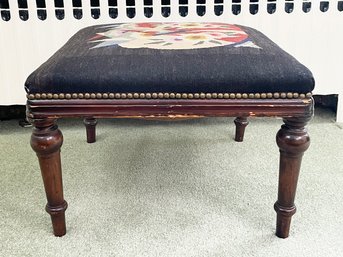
[0,107,342,257]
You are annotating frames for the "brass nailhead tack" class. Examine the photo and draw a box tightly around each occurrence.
[28,92,312,100]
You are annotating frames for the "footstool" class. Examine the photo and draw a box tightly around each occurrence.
[25,22,314,238]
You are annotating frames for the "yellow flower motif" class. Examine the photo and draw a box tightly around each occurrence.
[185,34,208,41]
[181,23,200,27]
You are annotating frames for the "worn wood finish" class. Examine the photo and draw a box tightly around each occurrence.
[274,116,311,238]
[84,117,97,143]
[234,117,249,142]
[27,98,313,119]
[27,98,313,238]
[30,119,67,236]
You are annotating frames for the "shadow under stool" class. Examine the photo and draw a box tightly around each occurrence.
[25,22,314,238]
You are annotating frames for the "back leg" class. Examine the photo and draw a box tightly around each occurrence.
[84,117,97,143]
[234,117,249,142]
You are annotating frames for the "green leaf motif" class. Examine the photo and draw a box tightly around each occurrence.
[194,41,205,45]
[209,40,223,45]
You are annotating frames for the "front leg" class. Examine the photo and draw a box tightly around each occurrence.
[30,119,68,236]
[274,116,311,238]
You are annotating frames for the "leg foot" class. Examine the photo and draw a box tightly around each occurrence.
[275,116,311,238]
[46,201,68,236]
[84,117,97,143]
[234,117,249,142]
[30,119,67,236]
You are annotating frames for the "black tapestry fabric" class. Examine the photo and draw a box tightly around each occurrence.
[25,22,315,94]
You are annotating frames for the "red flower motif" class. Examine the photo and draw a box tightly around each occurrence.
[89,34,106,41]
[218,35,246,43]
[136,23,158,28]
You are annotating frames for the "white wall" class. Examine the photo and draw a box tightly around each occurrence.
[0,0,342,121]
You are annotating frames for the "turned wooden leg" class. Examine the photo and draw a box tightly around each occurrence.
[30,119,68,236]
[84,117,97,143]
[274,116,311,238]
[234,117,249,142]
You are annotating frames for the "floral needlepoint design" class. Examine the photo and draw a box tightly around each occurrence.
[89,22,261,50]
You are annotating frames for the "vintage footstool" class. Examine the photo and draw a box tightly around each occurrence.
[25,22,314,238]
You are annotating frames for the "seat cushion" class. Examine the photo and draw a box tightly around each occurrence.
[25,22,314,100]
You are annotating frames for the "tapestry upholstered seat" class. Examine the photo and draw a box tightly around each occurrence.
[26,22,314,238]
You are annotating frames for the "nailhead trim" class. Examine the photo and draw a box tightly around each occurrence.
[27,92,313,100]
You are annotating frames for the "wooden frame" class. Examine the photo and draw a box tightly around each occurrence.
[27,97,314,238]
